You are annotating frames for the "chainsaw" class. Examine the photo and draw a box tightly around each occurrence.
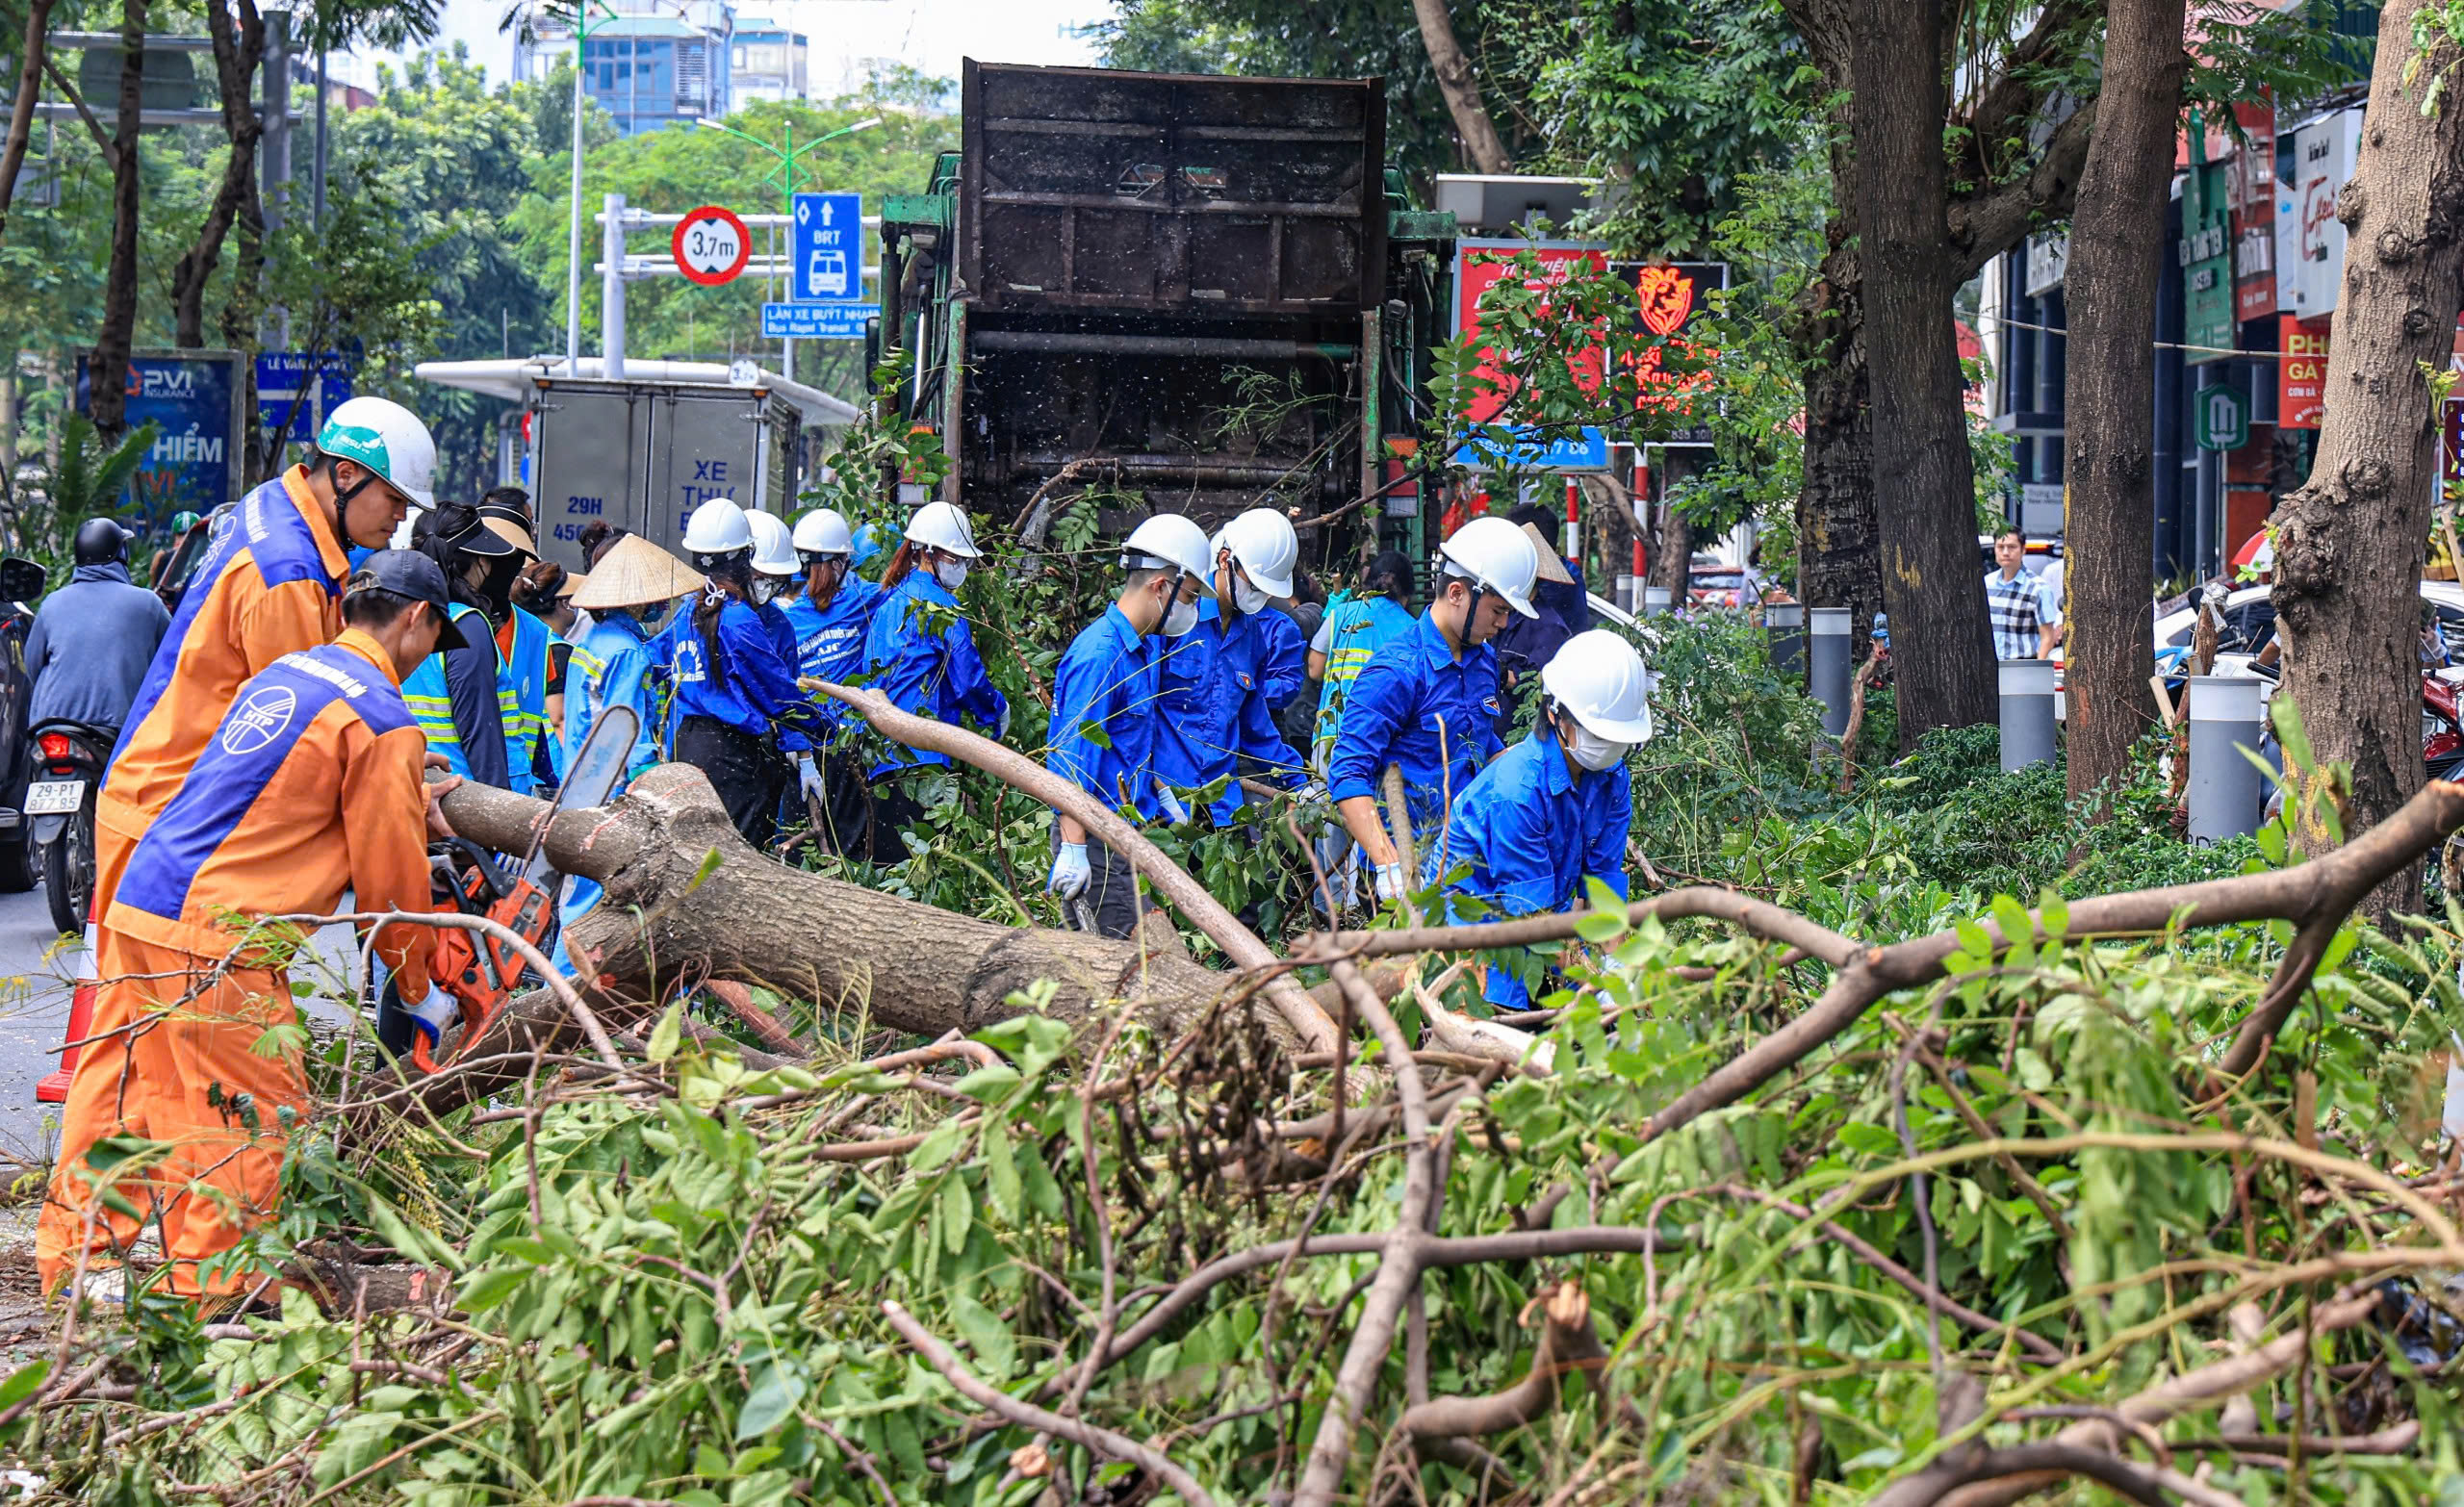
[415,704,640,1073]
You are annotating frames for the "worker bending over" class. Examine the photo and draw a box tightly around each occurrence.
[1153,508,1308,823]
[1434,630,1649,1010]
[860,502,1008,861]
[672,498,827,848]
[101,397,435,927]
[39,550,468,1303]
[1327,516,1539,905]
[1046,514,1212,938]
[783,507,884,853]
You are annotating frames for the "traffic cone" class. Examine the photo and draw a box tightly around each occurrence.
[36,923,98,1104]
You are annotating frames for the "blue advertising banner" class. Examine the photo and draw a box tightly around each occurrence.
[256,351,354,442]
[1451,424,1609,473]
[75,351,242,534]
[762,302,875,340]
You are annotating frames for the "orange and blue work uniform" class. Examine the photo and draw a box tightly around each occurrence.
[97,467,351,918]
[39,629,436,1299]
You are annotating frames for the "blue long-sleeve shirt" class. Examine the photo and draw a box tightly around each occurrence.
[860,572,1007,778]
[1432,726,1632,1009]
[1325,608,1505,832]
[783,576,884,731]
[669,597,825,744]
[1048,603,1168,821]
[752,596,816,753]
[564,611,664,785]
[1256,604,1306,711]
[26,562,170,731]
[1153,600,1304,822]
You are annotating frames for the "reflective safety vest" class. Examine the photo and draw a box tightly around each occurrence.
[495,605,553,796]
[402,602,498,779]
[551,634,603,782]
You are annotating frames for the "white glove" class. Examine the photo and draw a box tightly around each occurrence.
[1156,786,1190,825]
[408,989,458,1048]
[995,702,1013,742]
[795,753,826,805]
[1296,779,1329,805]
[1373,861,1406,905]
[1048,842,1091,900]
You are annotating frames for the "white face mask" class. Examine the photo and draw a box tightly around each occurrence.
[1163,596,1200,638]
[1565,721,1632,773]
[750,575,785,605]
[1232,578,1270,616]
[934,557,970,591]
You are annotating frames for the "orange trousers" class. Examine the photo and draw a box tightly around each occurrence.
[37,929,309,1299]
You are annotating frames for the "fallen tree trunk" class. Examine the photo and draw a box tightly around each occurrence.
[404,763,1302,1122]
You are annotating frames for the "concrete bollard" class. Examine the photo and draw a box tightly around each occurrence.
[1997,659,2058,772]
[1615,573,1636,612]
[1642,585,1672,615]
[1765,602,1806,681]
[1810,607,1851,736]
[2187,676,2267,842]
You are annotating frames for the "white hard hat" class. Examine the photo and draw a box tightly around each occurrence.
[1438,515,1541,620]
[1540,629,1654,743]
[793,507,855,557]
[904,500,981,559]
[388,505,424,551]
[1217,507,1297,598]
[745,509,797,575]
[681,497,753,555]
[317,396,438,508]
[1121,513,1217,593]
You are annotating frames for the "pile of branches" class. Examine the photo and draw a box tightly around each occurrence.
[10,718,2464,1504]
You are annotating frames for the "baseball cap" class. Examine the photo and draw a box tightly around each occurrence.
[348,549,484,651]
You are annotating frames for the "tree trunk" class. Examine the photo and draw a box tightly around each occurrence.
[1848,0,1997,740]
[2272,0,2464,917]
[1407,0,1510,173]
[170,0,268,349]
[1795,262,1882,664]
[2061,0,2186,805]
[0,0,58,243]
[87,0,149,440]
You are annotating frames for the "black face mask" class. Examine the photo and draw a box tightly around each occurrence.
[478,554,525,617]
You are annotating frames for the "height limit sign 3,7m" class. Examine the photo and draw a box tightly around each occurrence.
[792,192,863,302]
[674,205,751,286]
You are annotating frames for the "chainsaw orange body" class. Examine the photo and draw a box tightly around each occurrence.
[416,841,555,1074]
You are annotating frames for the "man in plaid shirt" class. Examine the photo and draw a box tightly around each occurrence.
[1984,529,2060,660]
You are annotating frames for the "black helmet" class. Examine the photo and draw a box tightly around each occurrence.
[73,518,127,567]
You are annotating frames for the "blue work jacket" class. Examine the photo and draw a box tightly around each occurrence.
[1152,600,1304,821]
[1049,604,1168,821]
[1432,726,1632,1009]
[564,611,665,786]
[860,573,1007,779]
[783,576,884,730]
[1325,608,1505,832]
[669,597,824,745]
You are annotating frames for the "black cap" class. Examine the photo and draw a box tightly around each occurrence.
[348,549,484,651]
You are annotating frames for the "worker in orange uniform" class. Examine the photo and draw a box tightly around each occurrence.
[38,550,471,1306]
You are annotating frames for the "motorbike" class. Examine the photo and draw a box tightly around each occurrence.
[2426,667,2464,782]
[28,719,112,936]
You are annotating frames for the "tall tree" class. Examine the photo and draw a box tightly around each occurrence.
[2061,0,2188,802]
[1408,0,1510,170]
[2273,0,2464,915]
[1846,0,1996,735]
[85,0,148,440]
[169,0,269,349]
[0,0,58,243]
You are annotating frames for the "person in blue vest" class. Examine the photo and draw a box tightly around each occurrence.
[670,498,828,849]
[1153,507,1308,825]
[1433,629,1649,1010]
[782,507,884,854]
[1308,549,1418,774]
[479,518,556,795]
[1327,515,1539,907]
[859,501,1008,863]
[1046,513,1213,938]
[552,533,702,975]
[400,502,521,790]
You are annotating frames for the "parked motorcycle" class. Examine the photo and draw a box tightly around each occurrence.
[28,719,111,936]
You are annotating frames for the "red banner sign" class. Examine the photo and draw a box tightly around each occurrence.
[2280,316,2329,429]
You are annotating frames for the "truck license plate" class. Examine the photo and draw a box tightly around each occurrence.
[24,780,84,815]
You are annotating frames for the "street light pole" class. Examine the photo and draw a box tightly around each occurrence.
[565,43,586,367]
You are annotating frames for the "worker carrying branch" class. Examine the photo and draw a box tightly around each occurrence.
[38,551,472,1306]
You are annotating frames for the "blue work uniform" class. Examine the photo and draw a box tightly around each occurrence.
[752,597,812,754]
[1325,608,1505,835]
[1152,600,1304,822]
[1254,604,1307,712]
[1312,594,1417,761]
[782,576,884,729]
[552,610,665,977]
[669,599,823,742]
[1048,604,1169,820]
[860,573,1007,779]
[1432,726,1632,1009]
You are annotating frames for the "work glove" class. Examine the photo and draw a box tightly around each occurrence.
[406,988,459,1050]
[1373,861,1407,905]
[1048,841,1091,900]
[1296,779,1329,806]
[1156,786,1190,826]
[995,702,1013,742]
[795,753,826,805]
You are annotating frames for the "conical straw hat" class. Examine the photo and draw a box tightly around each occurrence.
[569,533,705,609]
[1519,522,1578,585]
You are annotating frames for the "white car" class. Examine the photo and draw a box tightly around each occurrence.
[2152,581,2464,663]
